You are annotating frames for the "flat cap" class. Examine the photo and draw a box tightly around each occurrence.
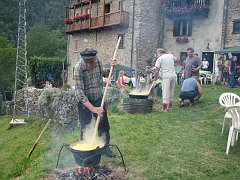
[80,48,98,60]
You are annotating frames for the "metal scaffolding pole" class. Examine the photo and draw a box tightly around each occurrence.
[10,0,28,125]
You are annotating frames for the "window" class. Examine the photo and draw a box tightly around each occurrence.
[73,40,79,52]
[180,52,188,61]
[118,1,121,10]
[86,8,90,14]
[233,20,240,34]
[118,34,124,49]
[118,0,125,11]
[173,18,192,37]
[104,3,110,14]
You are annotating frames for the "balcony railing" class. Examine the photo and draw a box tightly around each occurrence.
[163,0,210,19]
[65,11,129,34]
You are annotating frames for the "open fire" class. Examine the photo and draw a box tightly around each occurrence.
[44,163,127,180]
[55,143,126,179]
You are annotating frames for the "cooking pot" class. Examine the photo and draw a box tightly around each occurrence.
[56,143,127,172]
[56,143,107,167]
[69,142,106,167]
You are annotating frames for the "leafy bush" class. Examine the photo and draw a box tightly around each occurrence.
[29,56,67,88]
[0,36,16,94]
[108,102,125,115]
[27,25,67,58]
[0,92,2,114]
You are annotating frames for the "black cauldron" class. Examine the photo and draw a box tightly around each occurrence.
[56,143,107,167]
[56,143,127,172]
[68,142,107,167]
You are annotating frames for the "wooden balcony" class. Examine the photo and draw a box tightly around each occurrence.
[65,11,129,34]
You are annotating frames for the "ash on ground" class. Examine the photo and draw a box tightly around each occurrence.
[43,163,128,180]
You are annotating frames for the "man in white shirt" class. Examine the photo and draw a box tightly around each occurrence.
[154,48,177,112]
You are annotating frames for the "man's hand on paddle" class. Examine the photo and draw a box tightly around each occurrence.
[83,101,104,116]
[92,106,104,116]
[110,59,117,66]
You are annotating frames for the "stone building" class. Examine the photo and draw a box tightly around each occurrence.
[65,0,240,86]
[222,0,240,49]
[162,0,240,72]
[65,0,163,86]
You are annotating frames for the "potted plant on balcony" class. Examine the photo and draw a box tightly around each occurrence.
[176,37,189,43]
[64,17,73,24]
[73,16,79,22]
[79,13,89,21]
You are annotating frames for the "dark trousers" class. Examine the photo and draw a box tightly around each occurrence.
[78,97,110,141]
[179,90,199,102]
[229,73,236,87]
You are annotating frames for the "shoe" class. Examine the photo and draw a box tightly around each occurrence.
[194,99,199,103]
[103,147,116,158]
[179,100,184,107]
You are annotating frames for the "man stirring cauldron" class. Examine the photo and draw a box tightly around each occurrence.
[73,48,116,158]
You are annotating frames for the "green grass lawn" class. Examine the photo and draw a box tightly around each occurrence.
[1,85,240,179]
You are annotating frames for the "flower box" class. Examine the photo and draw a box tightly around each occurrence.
[78,13,90,21]
[176,37,189,43]
[64,18,73,24]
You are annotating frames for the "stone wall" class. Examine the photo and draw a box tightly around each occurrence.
[135,0,163,68]
[162,0,224,59]
[2,86,120,130]
[2,87,79,130]
[225,0,240,48]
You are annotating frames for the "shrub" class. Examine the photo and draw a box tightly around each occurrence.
[0,92,2,114]
[29,56,67,88]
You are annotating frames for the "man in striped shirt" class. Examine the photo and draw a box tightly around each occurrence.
[73,48,116,158]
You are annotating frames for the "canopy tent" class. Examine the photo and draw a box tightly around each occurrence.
[215,47,240,54]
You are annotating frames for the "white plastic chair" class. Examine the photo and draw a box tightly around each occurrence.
[219,93,240,135]
[205,73,213,84]
[226,106,240,155]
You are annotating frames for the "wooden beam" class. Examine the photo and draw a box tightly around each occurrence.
[89,1,92,28]
[120,0,123,24]
[103,0,105,27]
[74,5,76,16]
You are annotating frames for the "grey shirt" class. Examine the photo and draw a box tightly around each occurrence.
[185,56,202,78]
[181,78,198,92]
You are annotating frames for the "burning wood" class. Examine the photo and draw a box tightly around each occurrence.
[44,164,127,180]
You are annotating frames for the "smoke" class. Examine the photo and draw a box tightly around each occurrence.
[130,83,152,95]
[82,119,105,147]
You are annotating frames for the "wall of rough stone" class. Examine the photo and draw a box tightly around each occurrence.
[225,0,240,48]
[162,0,224,59]
[66,0,163,86]
[135,0,163,69]
[2,87,79,130]
[2,87,120,130]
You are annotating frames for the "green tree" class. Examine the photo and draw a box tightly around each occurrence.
[0,0,68,45]
[27,24,66,58]
[0,36,16,97]
[29,56,66,88]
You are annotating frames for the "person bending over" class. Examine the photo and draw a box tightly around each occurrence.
[179,76,202,107]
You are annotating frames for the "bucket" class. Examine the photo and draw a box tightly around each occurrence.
[122,98,153,113]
